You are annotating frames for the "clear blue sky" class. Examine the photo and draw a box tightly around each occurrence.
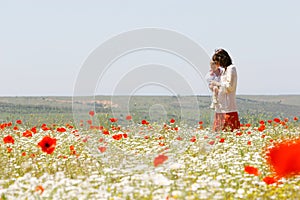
[1,0,299,96]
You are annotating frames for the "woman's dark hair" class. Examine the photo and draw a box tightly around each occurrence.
[212,48,232,68]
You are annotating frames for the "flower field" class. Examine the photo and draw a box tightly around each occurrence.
[1,115,300,200]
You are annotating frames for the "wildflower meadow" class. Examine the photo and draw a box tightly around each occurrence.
[1,111,300,199]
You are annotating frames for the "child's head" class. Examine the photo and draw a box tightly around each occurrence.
[212,48,232,68]
[210,60,218,71]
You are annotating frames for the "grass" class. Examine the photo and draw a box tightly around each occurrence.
[0,96,299,199]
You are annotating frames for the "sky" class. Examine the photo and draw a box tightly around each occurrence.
[1,0,300,96]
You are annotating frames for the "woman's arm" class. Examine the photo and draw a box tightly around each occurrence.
[221,66,237,93]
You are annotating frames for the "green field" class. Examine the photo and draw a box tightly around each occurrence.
[0,95,299,126]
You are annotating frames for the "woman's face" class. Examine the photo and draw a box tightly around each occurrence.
[214,61,221,68]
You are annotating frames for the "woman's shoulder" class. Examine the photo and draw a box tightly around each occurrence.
[228,64,236,69]
[222,65,237,76]
[227,64,237,72]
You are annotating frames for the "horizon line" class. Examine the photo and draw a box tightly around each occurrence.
[0,93,300,97]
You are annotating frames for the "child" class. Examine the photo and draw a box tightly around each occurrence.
[206,61,222,109]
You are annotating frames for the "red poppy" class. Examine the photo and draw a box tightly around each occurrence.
[112,134,122,140]
[3,135,14,144]
[267,120,273,124]
[244,165,259,176]
[31,126,37,134]
[126,115,132,120]
[98,146,106,153]
[42,126,51,131]
[41,124,51,131]
[23,130,33,137]
[111,125,121,131]
[102,129,109,135]
[89,110,95,117]
[176,136,183,141]
[87,120,92,125]
[154,154,168,167]
[38,136,57,154]
[170,118,175,123]
[22,152,26,156]
[280,121,286,126]
[122,133,128,138]
[158,142,165,146]
[261,134,266,138]
[13,126,18,130]
[247,141,252,145]
[57,127,66,133]
[144,135,149,139]
[141,119,149,125]
[190,136,196,142]
[219,138,225,143]
[7,147,12,153]
[266,139,300,178]
[70,150,76,155]
[294,116,299,121]
[236,131,242,136]
[0,123,7,130]
[273,118,281,123]
[209,140,215,145]
[259,120,265,125]
[16,119,22,124]
[65,123,73,129]
[110,118,118,123]
[199,121,203,125]
[263,176,277,185]
[36,185,44,195]
[258,125,265,132]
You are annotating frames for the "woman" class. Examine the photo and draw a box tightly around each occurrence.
[210,48,240,132]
